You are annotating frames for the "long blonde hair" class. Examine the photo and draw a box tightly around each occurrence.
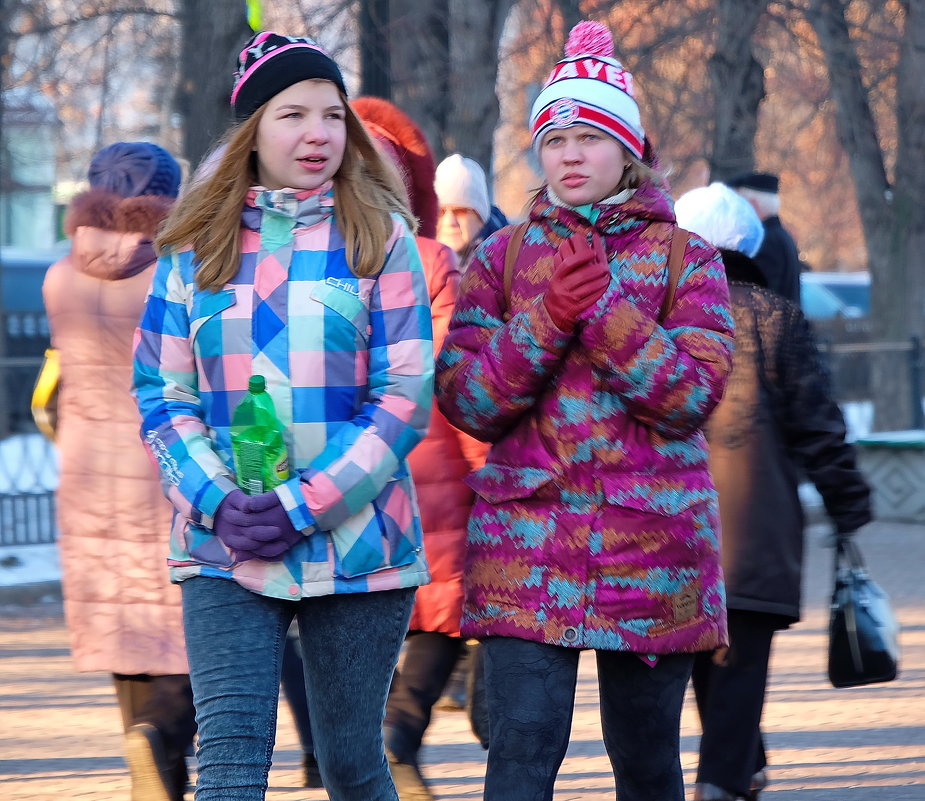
[157,83,414,291]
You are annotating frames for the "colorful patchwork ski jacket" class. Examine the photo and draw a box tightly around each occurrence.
[435,182,735,654]
[133,186,433,600]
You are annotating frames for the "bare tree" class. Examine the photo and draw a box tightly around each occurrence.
[175,0,250,167]
[371,0,514,168]
[708,0,767,180]
[359,0,391,97]
[443,0,515,168]
[807,0,924,427]
[388,0,450,156]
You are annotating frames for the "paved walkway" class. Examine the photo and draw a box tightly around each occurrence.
[1,519,923,800]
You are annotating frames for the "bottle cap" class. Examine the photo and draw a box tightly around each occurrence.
[249,375,266,393]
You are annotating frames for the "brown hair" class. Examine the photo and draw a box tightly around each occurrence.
[156,82,414,291]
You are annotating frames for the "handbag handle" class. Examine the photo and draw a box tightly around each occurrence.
[834,534,866,573]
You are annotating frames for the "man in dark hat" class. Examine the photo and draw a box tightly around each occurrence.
[726,172,803,303]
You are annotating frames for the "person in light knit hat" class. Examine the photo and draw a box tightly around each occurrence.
[435,20,733,801]
[676,182,870,801]
[435,153,508,272]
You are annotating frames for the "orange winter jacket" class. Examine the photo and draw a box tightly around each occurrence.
[407,237,488,636]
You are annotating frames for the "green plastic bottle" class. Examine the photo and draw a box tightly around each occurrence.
[230,375,290,495]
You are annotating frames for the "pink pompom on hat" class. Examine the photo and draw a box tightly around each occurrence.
[529,20,644,160]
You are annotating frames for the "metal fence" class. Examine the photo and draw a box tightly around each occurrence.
[0,318,57,546]
[816,336,925,430]
[1,320,923,547]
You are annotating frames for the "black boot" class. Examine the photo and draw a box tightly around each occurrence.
[302,752,324,789]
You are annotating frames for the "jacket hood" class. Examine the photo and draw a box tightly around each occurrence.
[719,248,768,287]
[351,96,438,239]
[65,189,173,280]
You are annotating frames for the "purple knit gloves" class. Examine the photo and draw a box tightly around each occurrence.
[213,489,303,562]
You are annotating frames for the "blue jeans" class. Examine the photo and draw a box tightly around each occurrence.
[481,637,694,801]
[181,576,415,801]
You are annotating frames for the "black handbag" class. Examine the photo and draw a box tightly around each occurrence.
[827,535,899,688]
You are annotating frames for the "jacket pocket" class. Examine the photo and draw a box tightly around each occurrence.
[184,522,236,568]
[189,290,236,348]
[465,462,558,504]
[310,283,370,342]
[600,471,716,517]
[328,477,419,578]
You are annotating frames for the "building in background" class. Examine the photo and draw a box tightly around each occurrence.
[1,87,59,248]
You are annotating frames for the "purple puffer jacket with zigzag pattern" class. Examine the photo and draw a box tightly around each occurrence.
[435,182,734,654]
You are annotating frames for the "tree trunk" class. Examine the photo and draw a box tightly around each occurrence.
[891,0,925,427]
[555,0,583,41]
[359,0,391,98]
[175,0,250,168]
[388,0,512,167]
[808,0,919,429]
[707,0,767,180]
[443,0,515,168]
[388,0,450,158]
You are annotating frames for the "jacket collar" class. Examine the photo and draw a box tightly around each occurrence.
[241,183,335,233]
[530,176,675,238]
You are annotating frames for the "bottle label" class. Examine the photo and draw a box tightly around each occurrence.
[234,437,268,494]
[230,378,290,495]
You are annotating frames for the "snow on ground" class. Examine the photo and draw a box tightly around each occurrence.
[0,433,58,492]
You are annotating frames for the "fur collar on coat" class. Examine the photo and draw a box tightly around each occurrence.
[64,188,173,280]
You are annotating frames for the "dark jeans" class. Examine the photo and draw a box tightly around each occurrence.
[384,631,465,761]
[692,609,782,797]
[182,576,414,801]
[112,672,197,797]
[481,636,694,801]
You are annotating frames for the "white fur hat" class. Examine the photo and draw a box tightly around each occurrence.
[434,154,490,224]
[675,182,765,258]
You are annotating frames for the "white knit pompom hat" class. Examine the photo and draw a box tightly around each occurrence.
[434,154,491,224]
[530,21,644,159]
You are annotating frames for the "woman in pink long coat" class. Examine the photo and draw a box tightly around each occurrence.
[43,142,196,801]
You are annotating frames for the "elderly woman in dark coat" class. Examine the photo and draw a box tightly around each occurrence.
[675,183,872,801]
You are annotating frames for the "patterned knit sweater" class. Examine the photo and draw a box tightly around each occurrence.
[435,182,734,654]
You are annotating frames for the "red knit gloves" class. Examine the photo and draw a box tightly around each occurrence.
[543,232,611,332]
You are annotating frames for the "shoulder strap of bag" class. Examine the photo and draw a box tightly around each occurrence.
[501,222,529,322]
[660,226,688,322]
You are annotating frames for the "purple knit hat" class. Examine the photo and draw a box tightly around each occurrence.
[231,31,347,121]
[88,142,181,198]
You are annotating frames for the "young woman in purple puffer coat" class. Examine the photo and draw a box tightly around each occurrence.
[435,21,735,801]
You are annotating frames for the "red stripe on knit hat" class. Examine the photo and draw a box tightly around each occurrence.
[533,103,643,158]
